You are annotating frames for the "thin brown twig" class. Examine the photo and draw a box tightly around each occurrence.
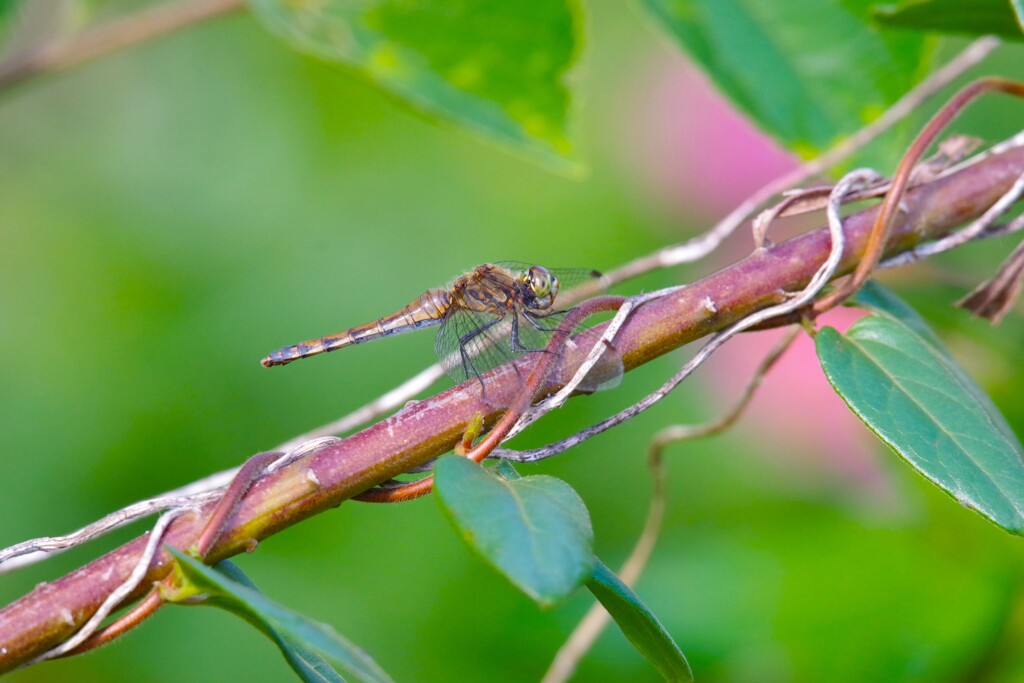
[0,0,245,93]
[751,176,881,250]
[0,491,221,573]
[505,288,675,443]
[540,329,800,683]
[193,451,282,558]
[65,591,164,656]
[813,78,1024,315]
[880,213,1024,270]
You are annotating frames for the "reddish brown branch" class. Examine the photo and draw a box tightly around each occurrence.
[52,450,283,655]
[1,146,1023,671]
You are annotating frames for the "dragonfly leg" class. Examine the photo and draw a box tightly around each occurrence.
[458,315,505,389]
[520,311,571,364]
[524,309,572,333]
[509,313,556,359]
[509,312,526,353]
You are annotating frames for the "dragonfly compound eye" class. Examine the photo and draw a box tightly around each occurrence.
[526,265,558,300]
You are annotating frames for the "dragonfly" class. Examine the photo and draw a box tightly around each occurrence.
[261,262,615,389]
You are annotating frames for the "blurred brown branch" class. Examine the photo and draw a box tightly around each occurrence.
[0,0,244,93]
[1,143,1022,672]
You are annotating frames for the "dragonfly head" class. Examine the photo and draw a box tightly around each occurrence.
[522,265,559,309]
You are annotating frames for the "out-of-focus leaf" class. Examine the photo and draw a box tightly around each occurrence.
[873,0,1024,41]
[247,0,582,174]
[816,315,1024,534]
[639,0,934,155]
[166,549,394,683]
[0,0,19,42]
[586,560,693,682]
[1014,0,1024,32]
[435,455,594,606]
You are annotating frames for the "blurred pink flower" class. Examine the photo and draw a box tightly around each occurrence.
[622,54,891,495]
[706,308,893,495]
[624,56,797,220]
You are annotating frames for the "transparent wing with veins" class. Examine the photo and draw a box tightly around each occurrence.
[434,305,571,384]
[435,266,620,389]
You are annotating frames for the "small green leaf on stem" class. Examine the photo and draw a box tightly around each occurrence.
[816,313,1024,534]
[166,549,394,683]
[586,560,692,682]
[435,455,594,606]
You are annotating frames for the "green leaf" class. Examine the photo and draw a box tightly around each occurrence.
[1014,0,1024,33]
[639,0,934,155]
[850,281,1022,448]
[211,561,345,683]
[850,280,949,351]
[815,315,1024,534]
[873,0,1024,41]
[586,561,693,682]
[435,455,594,606]
[166,549,394,683]
[247,0,582,174]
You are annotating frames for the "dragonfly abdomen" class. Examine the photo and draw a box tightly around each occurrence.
[260,289,450,367]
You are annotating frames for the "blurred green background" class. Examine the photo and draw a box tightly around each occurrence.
[2,3,1024,682]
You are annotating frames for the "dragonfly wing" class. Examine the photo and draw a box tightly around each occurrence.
[491,262,603,289]
[435,306,516,384]
[436,303,625,393]
[490,262,606,309]
[519,308,624,393]
[436,264,612,387]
